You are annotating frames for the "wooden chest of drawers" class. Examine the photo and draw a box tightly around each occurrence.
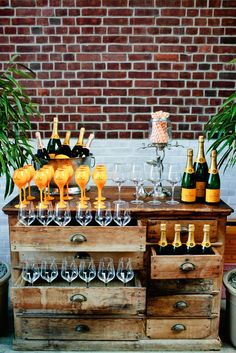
[3,186,232,351]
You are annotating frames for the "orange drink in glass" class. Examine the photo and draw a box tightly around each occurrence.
[33,169,48,209]
[12,169,27,208]
[54,167,68,208]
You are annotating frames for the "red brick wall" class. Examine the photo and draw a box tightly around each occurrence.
[0,0,235,139]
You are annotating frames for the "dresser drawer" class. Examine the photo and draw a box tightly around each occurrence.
[146,318,211,339]
[10,222,146,252]
[147,294,213,317]
[147,219,217,243]
[151,247,222,280]
[16,316,145,340]
[12,277,146,315]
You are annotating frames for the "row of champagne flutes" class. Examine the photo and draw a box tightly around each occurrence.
[22,257,134,287]
[18,200,131,227]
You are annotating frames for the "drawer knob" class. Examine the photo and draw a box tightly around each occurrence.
[171,324,186,332]
[75,324,90,333]
[174,301,188,310]
[180,261,196,272]
[70,294,87,303]
[70,233,87,243]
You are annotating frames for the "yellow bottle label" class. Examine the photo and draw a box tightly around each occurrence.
[196,157,206,163]
[185,167,195,174]
[181,188,196,202]
[205,189,220,203]
[196,181,206,198]
[208,168,218,175]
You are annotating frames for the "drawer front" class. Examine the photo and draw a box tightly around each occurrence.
[18,317,145,340]
[151,248,222,279]
[147,294,213,317]
[11,225,146,252]
[150,278,216,294]
[146,318,211,339]
[148,219,217,243]
[12,282,146,315]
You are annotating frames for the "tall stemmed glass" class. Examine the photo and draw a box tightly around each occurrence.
[22,260,40,286]
[41,258,58,285]
[25,164,36,201]
[63,164,74,201]
[98,257,115,287]
[75,166,90,208]
[61,258,78,285]
[79,165,91,201]
[79,258,96,288]
[92,164,107,209]
[43,165,54,201]
[116,257,134,286]
[22,167,31,205]
[166,164,182,205]
[130,163,144,204]
[54,168,68,208]
[12,169,27,208]
[34,169,48,209]
[112,163,128,204]
[147,164,162,206]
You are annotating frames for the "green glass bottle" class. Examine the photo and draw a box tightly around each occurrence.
[205,150,221,204]
[181,149,196,203]
[56,131,72,158]
[201,224,212,254]
[47,117,61,158]
[71,127,85,158]
[194,136,208,201]
[186,224,196,254]
[157,223,171,255]
[172,224,183,255]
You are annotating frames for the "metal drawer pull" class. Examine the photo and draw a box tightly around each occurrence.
[180,261,196,272]
[171,324,186,332]
[174,301,188,309]
[70,234,87,243]
[70,294,87,303]
[75,324,90,333]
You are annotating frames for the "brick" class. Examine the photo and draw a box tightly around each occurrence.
[154,54,179,62]
[108,8,132,16]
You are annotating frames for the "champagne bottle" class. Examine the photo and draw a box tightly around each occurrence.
[71,127,85,158]
[201,224,212,254]
[181,148,196,203]
[172,224,183,255]
[56,131,72,157]
[157,224,170,255]
[186,224,196,254]
[47,117,61,158]
[205,150,220,204]
[81,133,95,157]
[35,132,50,160]
[194,136,208,201]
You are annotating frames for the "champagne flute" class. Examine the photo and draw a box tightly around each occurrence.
[130,163,144,204]
[33,169,48,209]
[75,166,90,208]
[61,258,78,285]
[79,257,96,288]
[25,164,36,201]
[112,163,128,204]
[147,164,162,206]
[79,165,90,201]
[95,201,112,226]
[37,202,54,226]
[75,202,92,226]
[93,165,106,202]
[18,202,35,226]
[54,202,71,226]
[166,164,182,205]
[41,258,58,284]
[54,167,68,208]
[63,164,74,201]
[21,260,40,286]
[92,164,107,209]
[12,168,27,208]
[43,164,54,201]
[98,257,115,287]
[113,201,131,227]
[22,166,31,205]
[116,257,134,286]
[41,166,51,205]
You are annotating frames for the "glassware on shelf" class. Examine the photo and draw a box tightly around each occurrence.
[92,164,107,209]
[18,202,35,226]
[33,169,48,209]
[165,164,182,205]
[54,167,68,208]
[112,163,128,204]
[75,202,92,226]
[43,165,55,201]
[116,257,134,286]
[63,164,74,201]
[75,166,90,208]
[22,166,31,205]
[147,164,162,206]
[79,165,91,201]
[98,257,115,287]
[113,201,131,227]
[61,258,78,285]
[95,201,112,227]
[25,164,36,201]
[79,257,96,288]
[21,260,40,286]
[41,258,58,284]
[12,168,28,209]
[37,202,54,226]
[54,202,71,226]
[129,163,144,204]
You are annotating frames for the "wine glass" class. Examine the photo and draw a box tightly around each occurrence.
[116,257,134,286]
[41,258,58,284]
[98,257,115,287]
[33,169,48,209]
[92,164,107,209]
[112,163,128,204]
[12,168,27,208]
[63,164,74,201]
[25,164,36,201]
[75,202,92,226]
[79,257,96,288]
[37,202,54,226]
[147,164,162,206]
[113,201,131,227]
[75,166,90,208]
[165,164,182,205]
[79,165,91,201]
[21,260,40,286]
[22,166,31,205]
[129,163,144,204]
[41,166,51,205]
[43,164,54,201]
[54,202,71,226]
[61,258,78,285]
[18,202,35,226]
[95,201,112,226]
[54,167,68,208]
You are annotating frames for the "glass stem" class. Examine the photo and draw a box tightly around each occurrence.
[23,187,26,202]
[171,184,175,202]
[98,188,102,202]
[40,188,43,204]
[59,187,64,204]
[117,183,121,201]
[19,187,22,204]
[28,183,31,197]
[135,183,139,201]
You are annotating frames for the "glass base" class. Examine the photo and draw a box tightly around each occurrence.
[113,199,126,204]
[166,200,179,205]
[131,199,144,204]
[148,200,161,205]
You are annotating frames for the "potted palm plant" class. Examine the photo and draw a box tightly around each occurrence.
[0,55,39,197]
